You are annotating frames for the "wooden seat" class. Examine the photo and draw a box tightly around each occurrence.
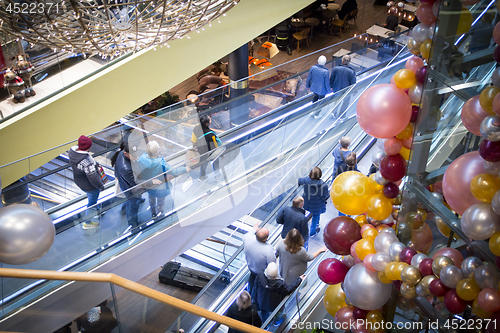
[292,28,310,53]
[330,16,348,38]
[348,9,358,27]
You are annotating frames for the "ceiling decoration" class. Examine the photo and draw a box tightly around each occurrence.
[0,0,240,59]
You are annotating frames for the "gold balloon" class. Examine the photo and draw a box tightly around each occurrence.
[399,146,411,161]
[367,194,393,220]
[378,271,392,284]
[432,256,454,277]
[400,282,418,299]
[456,278,481,301]
[419,275,437,294]
[362,228,379,239]
[472,298,492,319]
[366,310,384,332]
[395,262,409,281]
[385,262,398,280]
[394,69,417,89]
[417,208,428,221]
[435,216,460,239]
[470,173,500,202]
[489,231,500,256]
[368,173,384,192]
[324,284,347,316]
[480,86,500,114]
[401,265,422,286]
[391,195,402,205]
[355,215,368,227]
[456,7,473,35]
[407,212,424,230]
[355,238,376,260]
[407,38,421,55]
[396,123,414,140]
[331,171,376,215]
[420,39,432,60]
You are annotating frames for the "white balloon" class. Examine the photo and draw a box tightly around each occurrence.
[411,253,427,268]
[374,233,399,253]
[343,263,392,310]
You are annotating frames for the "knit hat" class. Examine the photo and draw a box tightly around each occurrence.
[78,135,93,151]
[264,262,279,279]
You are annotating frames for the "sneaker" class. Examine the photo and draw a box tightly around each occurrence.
[310,227,320,237]
[138,197,146,204]
[198,176,207,182]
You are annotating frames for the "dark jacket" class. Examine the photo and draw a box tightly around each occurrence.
[114,151,137,198]
[306,64,330,96]
[298,177,329,215]
[251,272,301,312]
[276,206,309,242]
[386,15,399,31]
[338,0,357,20]
[192,125,219,155]
[68,146,105,192]
[334,162,359,179]
[225,303,262,333]
[330,65,356,93]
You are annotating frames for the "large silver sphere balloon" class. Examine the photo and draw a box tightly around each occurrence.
[374,233,399,253]
[0,204,55,265]
[480,115,500,142]
[492,66,500,88]
[440,265,464,288]
[411,23,431,43]
[389,242,406,262]
[461,203,500,240]
[374,171,389,186]
[461,256,483,278]
[483,161,500,176]
[372,252,393,271]
[411,253,428,268]
[380,226,396,235]
[432,256,454,277]
[431,192,444,203]
[473,263,500,289]
[492,190,500,216]
[343,263,392,310]
[372,150,386,168]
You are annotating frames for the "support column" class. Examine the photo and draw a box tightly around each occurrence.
[228,43,249,126]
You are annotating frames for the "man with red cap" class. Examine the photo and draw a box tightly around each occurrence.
[69,135,105,229]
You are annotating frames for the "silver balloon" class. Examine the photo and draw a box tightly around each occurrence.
[374,233,399,253]
[461,256,483,278]
[343,255,356,268]
[380,226,396,235]
[410,253,427,268]
[492,190,500,216]
[408,84,424,104]
[440,265,463,288]
[389,242,406,262]
[0,204,55,265]
[372,150,386,168]
[461,203,500,240]
[492,66,500,88]
[416,282,430,297]
[411,23,431,43]
[431,192,444,203]
[473,263,500,289]
[480,115,500,142]
[343,263,392,310]
[428,22,436,39]
[374,171,389,186]
[372,252,393,271]
[483,161,500,176]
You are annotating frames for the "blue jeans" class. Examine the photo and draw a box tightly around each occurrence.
[86,189,100,208]
[261,310,271,323]
[126,196,140,228]
[310,213,321,236]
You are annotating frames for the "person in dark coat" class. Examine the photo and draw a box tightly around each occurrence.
[251,262,304,322]
[298,167,329,237]
[225,291,262,333]
[332,136,352,179]
[338,0,357,20]
[384,6,399,31]
[75,301,118,333]
[306,55,330,103]
[276,196,309,243]
[191,114,221,181]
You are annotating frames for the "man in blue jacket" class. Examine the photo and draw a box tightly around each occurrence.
[276,196,309,243]
[306,55,330,105]
[330,55,356,118]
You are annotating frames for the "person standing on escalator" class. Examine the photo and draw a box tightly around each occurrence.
[306,55,330,118]
[330,55,356,118]
[191,114,222,181]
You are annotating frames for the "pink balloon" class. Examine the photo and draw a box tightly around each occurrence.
[384,137,403,155]
[432,247,464,267]
[357,84,412,139]
[493,93,500,117]
[390,76,396,85]
[443,151,485,215]
[361,224,375,236]
[461,96,490,136]
[405,57,425,73]
[363,253,377,272]
[493,22,500,45]
[335,306,355,325]
[402,136,413,150]
[351,241,359,259]
[416,2,437,25]
[477,288,500,313]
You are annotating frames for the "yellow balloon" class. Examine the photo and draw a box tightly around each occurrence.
[324,284,347,316]
[407,38,421,56]
[396,123,414,140]
[470,173,500,202]
[480,86,500,114]
[399,146,411,160]
[472,298,492,319]
[368,173,384,192]
[395,262,408,281]
[435,216,460,239]
[394,69,416,89]
[420,39,432,60]
[378,271,392,284]
[456,7,473,35]
[367,194,393,220]
[489,231,500,256]
[331,171,375,215]
[417,208,428,222]
[366,309,384,324]
[385,262,399,280]
[355,238,376,260]
[355,215,368,227]
[362,228,379,239]
[456,278,481,301]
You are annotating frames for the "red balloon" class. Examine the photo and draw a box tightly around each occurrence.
[477,288,500,313]
[393,280,402,290]
[479,140,500,162]
[419,258,434,276]
[318,258,350,285]
[444,289,467,314]
[432,247,463,267]
[461,96,490,136]
[399,247,417,265]
[353,307,368,320]
[379,154,407,182]
[410,105,420,123]
[416,2,437,25]
[415,66,427,85]
[486,310,500,333]
[429,279,450,297]
[493,22,500,45]
[324,216,362,255]
[495,45,500,64]
[383,182,400,199]
[496,256,500,269]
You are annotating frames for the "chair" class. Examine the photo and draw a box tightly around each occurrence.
[292,28,310,53]
[330,16,348,38]
[347,9,358,27]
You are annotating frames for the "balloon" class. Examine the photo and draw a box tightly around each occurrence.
[407,38,421,56]
[442,151,485,215]
[363,253,377,272]
[429,279,449,297]
[461,203,500,240]
[378,271,392,284]
[372,150,386,168]
[456,278,481,301]
[493,93,500,116]
[495,45,500,63]
[444,289,467,314]
[373,171,389,186]
[480,139,500,162]
[389,242,405,262]
[411,253,427,268]
[324,284,347,316]
[394,262,408,280]
[355,238,376,260]
[480,115,500,142]
[0,204,55,265]
[356,84,412,139]
[416,2,437,25]
[382,183,399,199]
[367,194,392,220]
[473,263,500,290]
[405,56,425,73]
[368,174,384,193]
[394,69,416,89]
[324,216,362,255]
[415,66,427,85]
[318,258,350,285]
[416,281,430,297]
[456,7,473,35]
[331,171,375,215]
[470,173,500,202]
[431,1,439,16]
[462,96,490,136]
[335,306,355,325]
[419,275,437,294]
[408,83,424,104]
[428,22,436,39]
[490,231,500,256]
[379,154,407,183]
[432,256,454,277]
[409,222,433,254]
[487,311,500,333]
[484,161,500,176]
[361,224,375,234]
[419,258,434,276]
[461,256,483,278]
[494,22,500,45]
[343,263,392,310]
[440,265,464,288]
[400,247,417,265]
[351,241,359,259]
[402,137,413,151]
[371,252,393,271]
[384,138,403,156]
[420,39,432,60]
[432,247,463,267]
[480,86,500,115]
[342,255,356,268]
[472,298,492,319]
[396,123,413,141]
[353,307,368,320]
[477,288,500,313]
[400,282,418,299]
[374,232,399,253]
[401,265,422,286]
[410,24,431,43]
[377,139,386,150]
[362,227,378,239]
[435,216,458,239]
[365,310,384,331]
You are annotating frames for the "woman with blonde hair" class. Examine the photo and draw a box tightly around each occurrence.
[275,228,327,285]
[224,291,262,333]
